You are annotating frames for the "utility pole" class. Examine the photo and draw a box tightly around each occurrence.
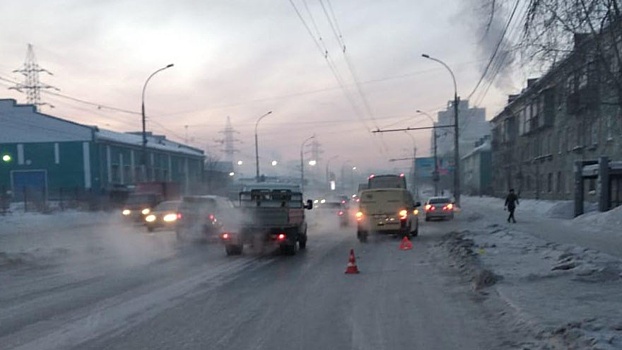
[432,128,439,196]
[453,95,461,205]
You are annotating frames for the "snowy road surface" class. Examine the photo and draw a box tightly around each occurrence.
[0,211,515,350]
[2,197,621,349]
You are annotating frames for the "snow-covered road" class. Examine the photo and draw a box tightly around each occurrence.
[1,198,621,349]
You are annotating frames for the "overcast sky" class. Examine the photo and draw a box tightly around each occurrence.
[0,0,528,177]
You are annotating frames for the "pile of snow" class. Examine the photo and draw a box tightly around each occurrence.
[573,205,622,229]
[440,223,622,349]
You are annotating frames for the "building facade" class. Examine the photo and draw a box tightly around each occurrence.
[461,137,492,196]
[490,33,622,206]
[0,99,204,207]
[432,99,490,193]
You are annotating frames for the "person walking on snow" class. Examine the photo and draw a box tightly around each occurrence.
[504,188,519,223]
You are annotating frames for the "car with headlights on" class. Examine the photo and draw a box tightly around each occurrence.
[175,195,238,242]
[121,193,162,222]
[423,196,455,221]
[144,200,182,232]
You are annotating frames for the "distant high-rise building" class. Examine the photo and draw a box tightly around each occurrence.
[433,99,489,159]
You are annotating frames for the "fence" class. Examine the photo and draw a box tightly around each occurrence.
[0,186,127,214]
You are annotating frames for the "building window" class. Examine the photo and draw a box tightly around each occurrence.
[588,178,596,193]
[548,173,553,192]
[124,165,131,184]
[135,166,143,182]
[111,164,120,183]
[606,114,613,140]
[557,171,563,193]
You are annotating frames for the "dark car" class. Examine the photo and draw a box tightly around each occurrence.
[424,196,455,221]
[121,193,162,222]
[175,195,238,242]
[316,200,350,227]
[143,200,182,232]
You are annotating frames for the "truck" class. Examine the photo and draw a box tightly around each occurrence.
[121,181,181,222]
[220,188,313,256]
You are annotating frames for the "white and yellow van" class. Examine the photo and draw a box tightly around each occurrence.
[355,188,421,242]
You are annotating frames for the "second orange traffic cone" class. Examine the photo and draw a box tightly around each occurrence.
[399,236,413,250]
[345,249,360,274]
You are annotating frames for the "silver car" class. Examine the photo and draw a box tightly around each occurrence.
[424,197,455,221]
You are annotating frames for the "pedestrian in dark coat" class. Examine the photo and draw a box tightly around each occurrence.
[504,188,519,223]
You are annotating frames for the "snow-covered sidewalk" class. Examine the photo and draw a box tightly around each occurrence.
[0,209,177,269]
[446,196,622,349]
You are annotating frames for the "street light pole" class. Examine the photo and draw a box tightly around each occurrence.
[254,111,273,182]
[422,54,460,206]
[141,63,174,181]
[300,135,315,192]
[416,109,440,196]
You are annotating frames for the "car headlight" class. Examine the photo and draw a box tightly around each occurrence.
[163,213,177,222]
[122,209,131,216]
[145,214,156,222]
[413,209,419,215]
[141,208,151,215]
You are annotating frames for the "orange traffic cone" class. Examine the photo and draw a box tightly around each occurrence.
[399,236,413,250]
[345,248,360,274]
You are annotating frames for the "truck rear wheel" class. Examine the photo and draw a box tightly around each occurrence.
[225,244,243,256]
[280,243,297,256]
[298,235,307,250]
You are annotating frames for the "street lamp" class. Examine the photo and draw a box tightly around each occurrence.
[422,54,460,206]
[254,111,273,182]
[416,109,439,196]
[300,135,315,193]
[141,63,174,181]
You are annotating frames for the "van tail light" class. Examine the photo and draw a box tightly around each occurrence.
[355,211,364,221]
[399,209,408,220]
